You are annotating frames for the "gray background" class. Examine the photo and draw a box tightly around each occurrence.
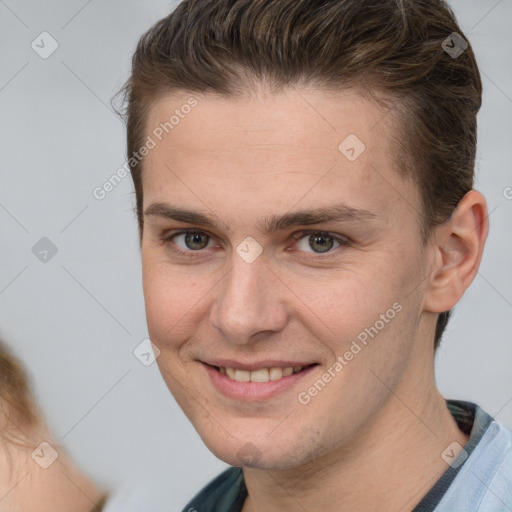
[0,0,510,508]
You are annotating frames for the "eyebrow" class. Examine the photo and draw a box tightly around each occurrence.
[144,202,377,235]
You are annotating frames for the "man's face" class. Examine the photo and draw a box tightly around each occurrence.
[141,87,432,469]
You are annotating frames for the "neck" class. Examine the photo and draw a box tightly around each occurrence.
[242,367,468,512]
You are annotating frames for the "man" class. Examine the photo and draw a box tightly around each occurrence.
[114,0,512,510]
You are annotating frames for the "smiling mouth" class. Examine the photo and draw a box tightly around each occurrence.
[211,364,317,383]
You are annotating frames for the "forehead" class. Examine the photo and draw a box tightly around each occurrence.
[145,87,388,160]
[141,87,418,228]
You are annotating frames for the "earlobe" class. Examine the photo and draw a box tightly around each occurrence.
[423,190,489,313]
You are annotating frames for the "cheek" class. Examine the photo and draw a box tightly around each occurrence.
[141,252,213,344]
[289,265,402,334]
[284,252,419,378]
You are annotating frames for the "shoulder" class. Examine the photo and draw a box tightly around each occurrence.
[436,415,512,511]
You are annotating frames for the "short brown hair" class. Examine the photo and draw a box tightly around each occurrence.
[115,0,482,349]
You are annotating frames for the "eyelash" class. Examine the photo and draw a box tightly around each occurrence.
[162,229,350,259]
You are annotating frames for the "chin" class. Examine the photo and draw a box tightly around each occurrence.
[199,428,310,470]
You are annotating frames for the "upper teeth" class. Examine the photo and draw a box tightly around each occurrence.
[220,366,303,383]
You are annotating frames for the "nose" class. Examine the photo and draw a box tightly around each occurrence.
[209,248,288,345]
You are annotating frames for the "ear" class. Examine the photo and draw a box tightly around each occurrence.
[423,190,489,313]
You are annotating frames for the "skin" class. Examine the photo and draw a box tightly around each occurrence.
[0,405,107,511]
[140,86,488,511]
